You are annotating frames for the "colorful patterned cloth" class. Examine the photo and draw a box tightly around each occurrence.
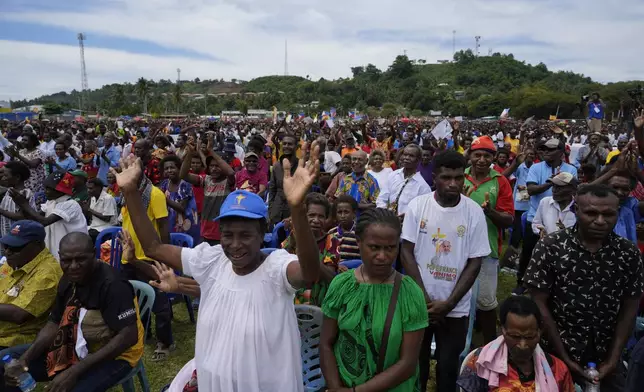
[81,152,98,179]
[457,346,575,392]
[160,179,200,244]
[144,158,162,186]
[334,172,380,205]
[282,233,340,306]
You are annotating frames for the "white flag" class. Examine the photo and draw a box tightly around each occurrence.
[431,119,453,140]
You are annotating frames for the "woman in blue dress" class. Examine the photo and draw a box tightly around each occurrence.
[160,155,200,244]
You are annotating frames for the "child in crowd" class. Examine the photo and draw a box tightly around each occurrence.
[327,195,360,261]
[282,193,340,306]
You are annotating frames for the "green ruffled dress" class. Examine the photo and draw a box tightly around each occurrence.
[322,271,429,391]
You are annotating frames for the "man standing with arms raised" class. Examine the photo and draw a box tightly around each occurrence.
[401,150,490,392]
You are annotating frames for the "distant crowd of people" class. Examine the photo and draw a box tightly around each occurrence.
[0,100,641,392]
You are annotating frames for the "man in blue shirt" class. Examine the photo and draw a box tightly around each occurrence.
[500,147,535,269]
[94,132,121,186]
[587,92,605,133]
[515,139,577,294]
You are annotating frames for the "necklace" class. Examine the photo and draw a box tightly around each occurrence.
[360,265,395,284]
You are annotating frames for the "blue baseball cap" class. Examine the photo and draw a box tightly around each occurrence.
[215,190,268,221]
[0,220,46,247]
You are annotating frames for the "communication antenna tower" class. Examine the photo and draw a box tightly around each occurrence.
[77,33,89,112]
[284,40,289,76]
[475,36,481,57]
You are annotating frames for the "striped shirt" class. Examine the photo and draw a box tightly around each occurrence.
[328,226,361,261]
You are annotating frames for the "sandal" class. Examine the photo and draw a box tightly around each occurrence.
[152,342,176,362]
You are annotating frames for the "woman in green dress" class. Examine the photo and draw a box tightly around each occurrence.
[320,208,429,392]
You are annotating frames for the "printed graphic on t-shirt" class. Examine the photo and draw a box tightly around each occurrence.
[428,228,458,282]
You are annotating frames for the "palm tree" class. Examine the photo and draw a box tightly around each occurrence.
[111,85,126,113]
[135,77,150,114]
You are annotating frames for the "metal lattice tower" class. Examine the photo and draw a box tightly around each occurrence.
[452,30,456,57]
[77,33,89,111]
[284,40,288,76]
[475,36,481,57]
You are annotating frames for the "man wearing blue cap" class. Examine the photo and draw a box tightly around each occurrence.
[0,221,62,350]
[112,142,323,391]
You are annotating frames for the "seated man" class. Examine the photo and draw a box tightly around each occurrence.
[457,295,575,392]
[1,232,144,392]
[0,221,62,350]
[626,335,644,392]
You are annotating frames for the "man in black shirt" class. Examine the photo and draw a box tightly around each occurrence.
[2,232,144,392]
[525,184,644,392]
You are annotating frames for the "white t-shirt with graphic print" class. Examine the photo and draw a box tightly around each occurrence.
[401,192,491,317]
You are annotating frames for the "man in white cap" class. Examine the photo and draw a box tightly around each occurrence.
[532,172,578,236]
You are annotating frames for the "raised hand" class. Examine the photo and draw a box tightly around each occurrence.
[118,230,135,262]
[634,109,644,130]
[282,141,320,207]
[109,155,143,193]
[148,261,180,294]
[7,188,28,207]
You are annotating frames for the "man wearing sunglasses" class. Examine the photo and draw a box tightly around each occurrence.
[514,139,578,295]
[0,221,62,351]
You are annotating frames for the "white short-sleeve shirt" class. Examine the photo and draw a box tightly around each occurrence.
[89,190,118,232]
[181,244,304,392]
[41,195,89,260]
[401,192,491,317]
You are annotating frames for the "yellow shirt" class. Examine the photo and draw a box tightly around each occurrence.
[505,137,520,155]
[0,248,62,347]
[606,149,620,165]
[121,186,168,263]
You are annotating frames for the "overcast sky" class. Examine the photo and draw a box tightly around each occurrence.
[1,0,643,101]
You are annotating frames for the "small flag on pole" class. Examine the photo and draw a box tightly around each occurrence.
[500,108,510,119]
[330,107,337,119]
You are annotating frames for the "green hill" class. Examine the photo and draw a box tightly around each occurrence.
[11,50,643,119]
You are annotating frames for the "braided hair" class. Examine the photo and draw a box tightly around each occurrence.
[355,208,401,239]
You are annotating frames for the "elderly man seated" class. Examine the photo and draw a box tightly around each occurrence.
[0,232,144,392]
[0,221,62,351]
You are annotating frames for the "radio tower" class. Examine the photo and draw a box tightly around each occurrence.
[77,33,89,112]
[475,36,481,57]
[176,68,181,83]
[284,40,289,76]
[452,30,456,57]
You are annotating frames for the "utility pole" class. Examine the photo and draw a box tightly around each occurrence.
[475,36,481,57]
[77,33,89,113]
[176,68,181,83]
[452,30,456,57]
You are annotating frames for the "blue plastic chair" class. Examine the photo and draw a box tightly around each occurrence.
[269,221,290,248]
[95,226,123,269]
[117,281,156,392]
[261,248,278,255]
[169,233,196,324]
[339,259,362,269]
[296,305,326,392]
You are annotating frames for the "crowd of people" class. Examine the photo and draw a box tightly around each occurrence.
[0,100,641,392]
